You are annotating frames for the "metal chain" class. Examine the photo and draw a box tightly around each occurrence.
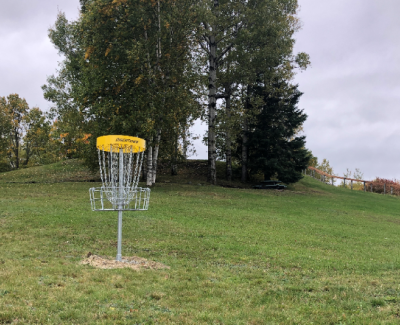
[98,146,104,188]
[132,149,142,190]
[96,143,147,207]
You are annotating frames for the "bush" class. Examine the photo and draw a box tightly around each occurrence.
[366,177,400,195]
[0,162,11,172]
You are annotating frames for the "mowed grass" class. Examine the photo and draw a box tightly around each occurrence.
[1,165,400,323]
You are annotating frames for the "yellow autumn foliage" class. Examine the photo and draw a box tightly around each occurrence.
[85,46,95,60]
[105,47,112,56]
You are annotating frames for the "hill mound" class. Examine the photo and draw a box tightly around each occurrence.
[0,159,248,187]
[0,159,97,183]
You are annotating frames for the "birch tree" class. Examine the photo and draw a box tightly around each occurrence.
[196,0,309,184]
[195,0,245,184]
[44,0,199,180]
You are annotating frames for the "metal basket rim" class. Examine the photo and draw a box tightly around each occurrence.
[89,187,150,212]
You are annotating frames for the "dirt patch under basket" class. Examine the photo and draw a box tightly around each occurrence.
[80,253,170,270]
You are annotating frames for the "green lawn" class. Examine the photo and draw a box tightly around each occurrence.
[1,164,400,324]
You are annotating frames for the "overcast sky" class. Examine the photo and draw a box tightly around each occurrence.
[1,0,399,181]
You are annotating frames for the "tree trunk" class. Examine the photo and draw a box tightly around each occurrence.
[142,152,148,181]
[182,127,188,161]
[208,32,217,185]
[146,145,153,186]
[6,145,14,169]
[225,83,232,182]
[171,154,178,176]
[152,128,162,185]
[171,135,178,176]
[206,0,219,185]
[23,146,30,166]
[241,117,248,182]
[14,130,19,169]
[150,4,164,186]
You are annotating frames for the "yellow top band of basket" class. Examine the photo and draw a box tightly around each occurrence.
[96,135,146,153]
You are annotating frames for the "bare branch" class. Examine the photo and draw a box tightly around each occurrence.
[216,93,228,99]
[216,43,233,64]
[197,40,210,55]
[202,34,210,44]
[202,21,210,31]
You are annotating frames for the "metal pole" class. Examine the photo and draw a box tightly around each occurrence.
[344,178,346,188]
[331,177,334,186]
[117,148,124,262]
[351,180,353,190]
[391,186,393,195]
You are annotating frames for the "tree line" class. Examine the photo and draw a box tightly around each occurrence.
[2,0,312,185]
[0,94,90,172]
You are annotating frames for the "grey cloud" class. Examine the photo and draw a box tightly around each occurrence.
[0,1,80,110]
[294,0,400,180]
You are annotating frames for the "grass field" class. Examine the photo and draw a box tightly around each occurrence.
[1,161,400,324]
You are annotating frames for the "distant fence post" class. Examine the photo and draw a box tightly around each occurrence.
[351,180,353,190]
[344,178,346,188]
[391,186,393,195]
[331,177,334,186]
[384,183,386,195]
[364,181,366,192]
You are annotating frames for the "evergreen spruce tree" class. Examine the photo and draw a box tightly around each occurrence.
[246,82,310,184]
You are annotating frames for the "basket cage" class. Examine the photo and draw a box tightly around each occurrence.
[89,142,150,211]
[90,186,150,211]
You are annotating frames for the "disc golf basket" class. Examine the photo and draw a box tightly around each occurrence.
[89,135,150,261]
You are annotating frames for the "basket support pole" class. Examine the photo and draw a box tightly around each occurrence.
[117,211,123,261]
[117,148,124,262]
